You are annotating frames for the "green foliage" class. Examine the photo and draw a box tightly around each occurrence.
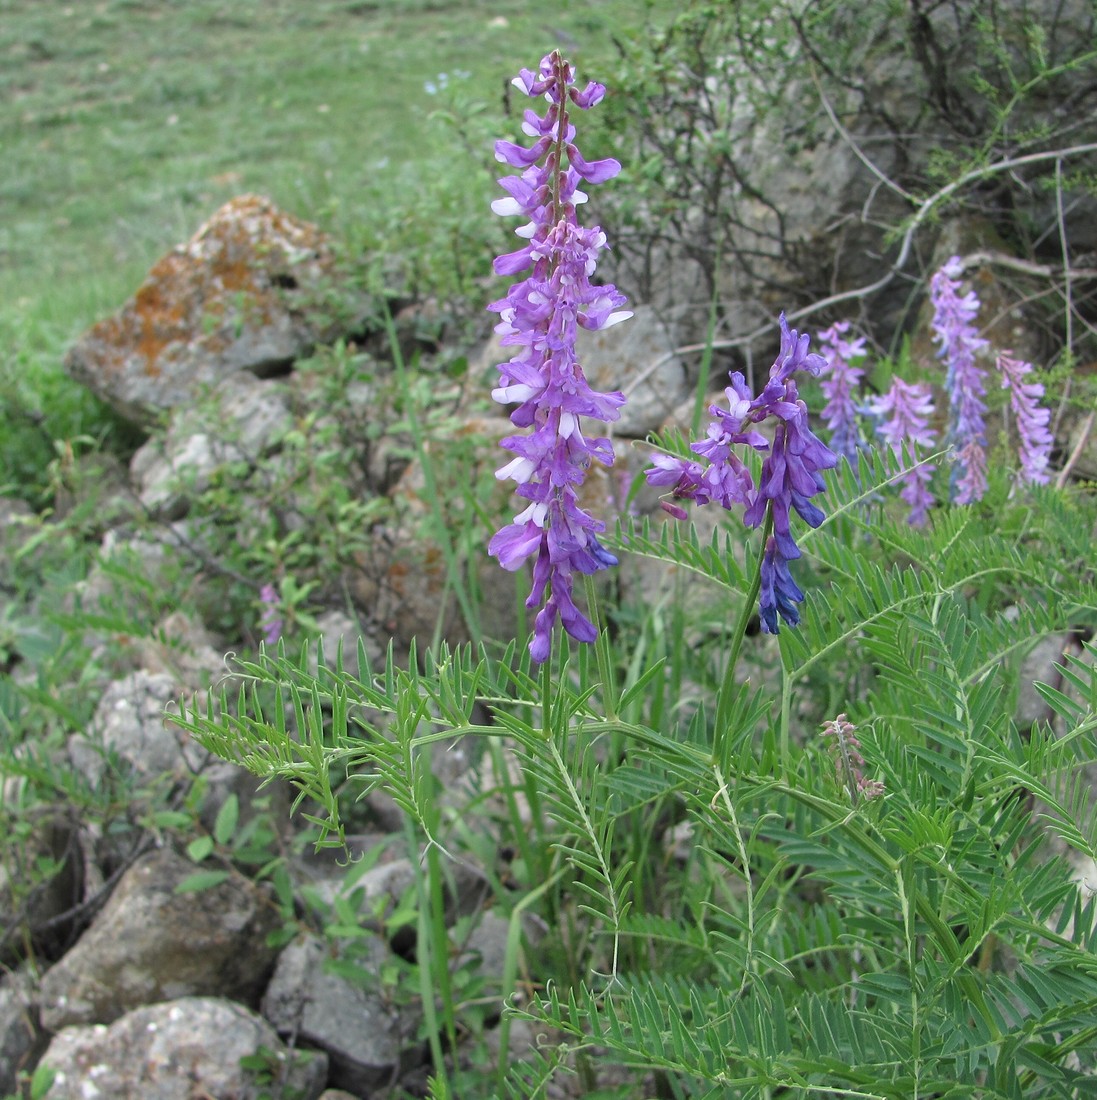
[176,433,1097,1094]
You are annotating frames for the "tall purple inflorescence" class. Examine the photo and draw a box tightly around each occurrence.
[645,314,837,633]
[996,352,1053,486]
[487,51,632,664]
[817,321,868,464]
[930,256,989,504]
[869,377,937,526]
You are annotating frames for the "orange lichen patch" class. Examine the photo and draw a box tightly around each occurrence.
[88,253,192,378]
[65,194,337,411]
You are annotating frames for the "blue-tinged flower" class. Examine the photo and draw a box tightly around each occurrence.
[930,256,989,504]
[996,352,1053,486]
[759,537,804,633]
[869,377,937,525]
[817,321,868,463]
[488,50,631,663]
[644,313,838,633]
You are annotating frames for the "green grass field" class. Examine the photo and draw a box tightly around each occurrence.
[1,0,668,486]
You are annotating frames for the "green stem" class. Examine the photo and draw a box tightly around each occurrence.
[407,818,451,1091]
[713,507,774,763]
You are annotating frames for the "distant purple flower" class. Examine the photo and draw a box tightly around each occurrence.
[817,321,868,463]
[930,257,989,503]
[258,583,282,646]
[645,314,838,633]
[487,51,632,663]
[996,352,1053,485]
[869,377,937,526]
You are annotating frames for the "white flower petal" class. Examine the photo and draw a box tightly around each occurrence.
[491,197,524,217]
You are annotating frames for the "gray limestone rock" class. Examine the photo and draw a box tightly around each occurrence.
[39,996,327,1100]
[130,371,293,519]
[576,305,691,437]
[68,670,208,789]
[39,848,279,1030]
[262,932,422,1094]
[476,305,690,439]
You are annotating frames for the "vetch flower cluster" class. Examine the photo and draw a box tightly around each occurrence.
[645,314,837,633]
[869,377,937,526]
[930,257,989,504]
[996,351,1053,486]
[817,321,868,464]
[821,714,884,804]
[487,51,632,664]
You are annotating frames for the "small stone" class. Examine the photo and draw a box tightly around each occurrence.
[39,996,327,1100]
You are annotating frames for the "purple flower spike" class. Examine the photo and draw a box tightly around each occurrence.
[869,377,937,526]
[258,583,282,646]
[488,50,631,663]
[817,321,868,463]
[996,352,1053,485]
[930,257,989,503]
[644,313,838,634]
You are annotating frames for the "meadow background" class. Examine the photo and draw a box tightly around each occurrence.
[2,0,662,493]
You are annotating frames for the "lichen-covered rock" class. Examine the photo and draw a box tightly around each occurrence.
[64,194,358,423]
[39,848,279,1030]
[39,996,327,1100]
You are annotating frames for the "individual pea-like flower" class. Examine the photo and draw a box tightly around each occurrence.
[930,256,989,504]
[817,321,868,464]
[869,377,937,526]
[487,51,632,663]
[995,352,1053,486]
[644,314,838,633]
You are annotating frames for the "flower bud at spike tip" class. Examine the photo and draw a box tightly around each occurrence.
[930,257,989,504]
[487,51,631,663]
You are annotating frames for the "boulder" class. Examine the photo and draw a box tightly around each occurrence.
[39,996,327,1100]
[64,194,359,423]
[262,931,422,1094]
[39,848,279,1030]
